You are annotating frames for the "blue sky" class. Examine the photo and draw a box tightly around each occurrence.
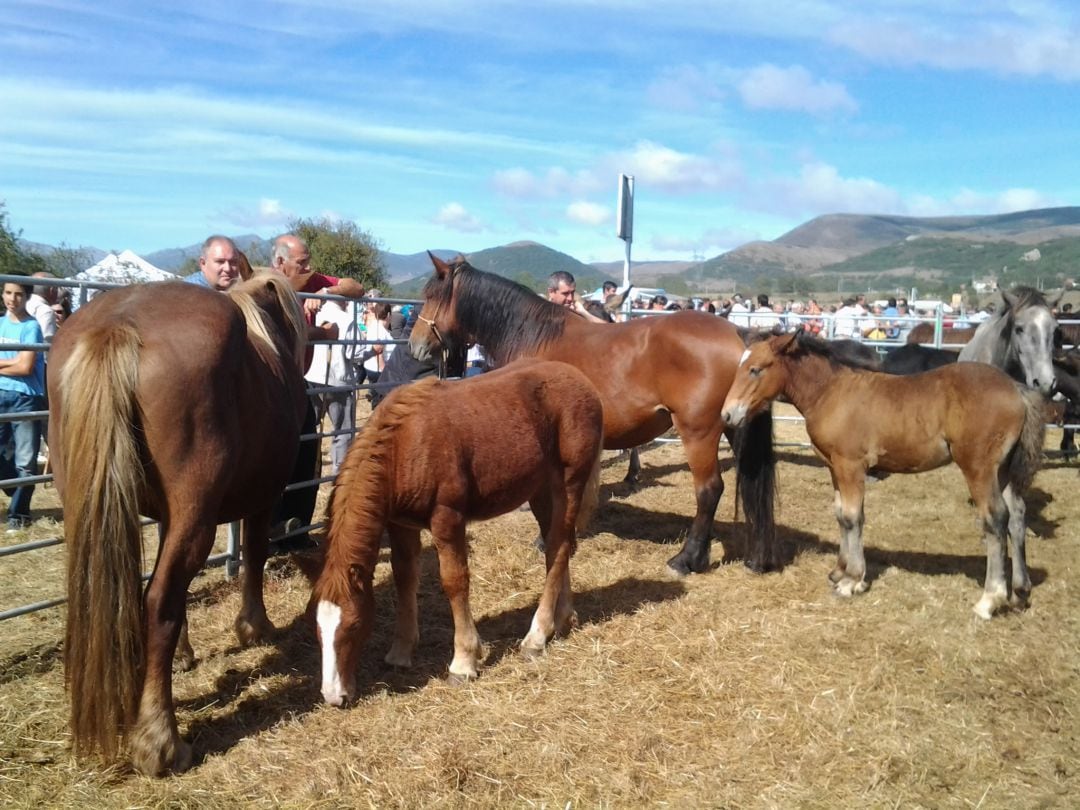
[3,1,1079,263]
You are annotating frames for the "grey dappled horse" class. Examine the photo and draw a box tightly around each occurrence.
[958,286,1058,396]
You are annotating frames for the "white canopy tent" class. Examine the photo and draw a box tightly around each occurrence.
[71,250,178,308]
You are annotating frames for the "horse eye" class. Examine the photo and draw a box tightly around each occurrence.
[749,366,762,378]
[1015,326,1024,334]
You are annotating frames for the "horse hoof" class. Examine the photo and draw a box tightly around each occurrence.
[665,563,689,579]
[827,567,845,584]
[234,617,275,647]
[132,735,193,777]
[1009,589,1031,610]
[667,554,706,577]
[520,644,545,661]
[744,558,775,575]
[445,671,477,687]
[173,651,197,673]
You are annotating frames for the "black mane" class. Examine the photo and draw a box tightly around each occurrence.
[794,332,882,371]
[423,257,570,367]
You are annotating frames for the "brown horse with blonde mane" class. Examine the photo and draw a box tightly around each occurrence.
[408,254,777,577]
[311,359,603,706]
[722,331,1045,619]
[48,272,308,775]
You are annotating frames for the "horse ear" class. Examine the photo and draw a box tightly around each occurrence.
[428,251,451,279]
[1002,288,1018,310]
[775,330,800,354]
[604,286,632,312]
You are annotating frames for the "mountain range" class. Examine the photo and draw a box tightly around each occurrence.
[20,206,1080,298]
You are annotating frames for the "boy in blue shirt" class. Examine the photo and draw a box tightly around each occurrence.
[0,280,46,531]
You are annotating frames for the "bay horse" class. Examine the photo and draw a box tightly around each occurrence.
[408,254,778,577]
[49,272,308,776]
[310,359,603,705]
[721,331,1046,619]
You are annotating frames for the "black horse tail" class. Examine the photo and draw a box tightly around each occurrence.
[730,404,778,572]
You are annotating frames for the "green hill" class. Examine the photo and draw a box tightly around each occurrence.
[393,241,603,297]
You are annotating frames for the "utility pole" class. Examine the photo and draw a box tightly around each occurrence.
[616,174,634,289]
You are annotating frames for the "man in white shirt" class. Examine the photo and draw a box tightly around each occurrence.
[26,272,59,343]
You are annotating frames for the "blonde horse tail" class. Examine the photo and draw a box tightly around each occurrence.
[1009,386,1047,494]
[61,323,146,761]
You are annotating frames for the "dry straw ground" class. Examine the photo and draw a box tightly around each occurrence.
[1,405,1077,809]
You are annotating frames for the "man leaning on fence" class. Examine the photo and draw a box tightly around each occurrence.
[0,280,46,532]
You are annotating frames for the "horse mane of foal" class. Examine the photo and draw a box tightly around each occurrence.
[318,377,441,603]
[794,332,882,371]
[425,258,569,366]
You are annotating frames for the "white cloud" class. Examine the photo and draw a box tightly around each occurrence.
[492,167,604,199]
[219,197,295,229]
[765,161,902,215]
[906,187,1060,217]
[432,202,485,233]
[737,64,857,115]
[828,14,1080,80]
[566,201,611,226]
[611,141,744,194]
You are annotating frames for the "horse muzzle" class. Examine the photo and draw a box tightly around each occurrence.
[722,402,749,427]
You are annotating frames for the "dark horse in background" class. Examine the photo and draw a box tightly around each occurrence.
[49,273,308,776]
[409,254,778,577]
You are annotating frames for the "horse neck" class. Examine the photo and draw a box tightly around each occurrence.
[319,461,389,604]
[779,352,835,416]
[962,314,1008,365]
[455,279,569,366]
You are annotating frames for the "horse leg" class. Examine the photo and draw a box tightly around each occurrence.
[522,488,572,658]
[1061,428,1077,460]
[130,522,216,776]
[173,617,195,673]
[235,510,275,646]
[1002,483,1032,609]
[622,446,642,489]
[666,432,724,577]
[385,524,422,668]
[964,470,1010,620]
[529,489,554,553]
[430,508,483,681]
[830,465,868,597]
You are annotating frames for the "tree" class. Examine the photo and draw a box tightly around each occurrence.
[288,217,387,292]
[0,202,47,276]
[45,243,96,278]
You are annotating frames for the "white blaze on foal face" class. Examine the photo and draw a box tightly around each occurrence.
[317,600,347,706]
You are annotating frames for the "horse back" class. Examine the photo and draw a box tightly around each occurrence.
[536,311,746,445]
[809,362,1024,473]
[388,359,603,523]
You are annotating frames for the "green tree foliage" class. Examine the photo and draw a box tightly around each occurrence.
[0,203,47,276]
[289,217,388,292]
[44,243,96,278]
